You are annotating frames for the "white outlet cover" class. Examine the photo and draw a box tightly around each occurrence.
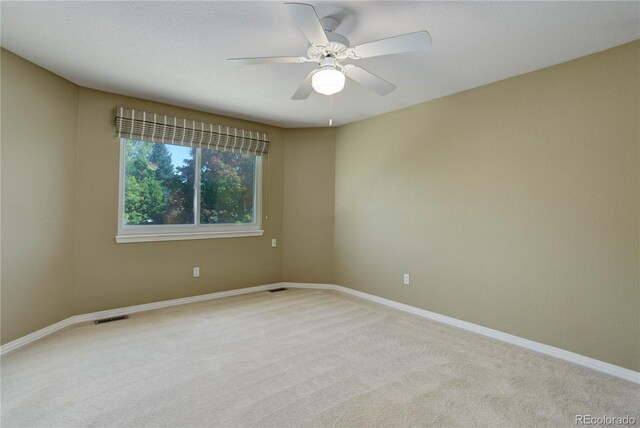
[403,274,410,285]
[271,239,277,248]
[193,267,200,277]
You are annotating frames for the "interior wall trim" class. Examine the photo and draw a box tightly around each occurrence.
[280,283,639,384]
[0,283,275,356]
[2,282,638,384]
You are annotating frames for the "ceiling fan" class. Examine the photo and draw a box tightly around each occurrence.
[228,3,432,99]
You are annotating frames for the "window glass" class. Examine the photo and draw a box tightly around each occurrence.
[123,140,194,225]
[200,149,256,225]
[119,138,261,241]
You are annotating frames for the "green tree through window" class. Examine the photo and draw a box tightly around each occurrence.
[124,140,169,224]
[200,148,256,224]
[122,139,256,227]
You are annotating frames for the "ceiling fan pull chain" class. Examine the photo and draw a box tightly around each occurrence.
[329,95,333,127]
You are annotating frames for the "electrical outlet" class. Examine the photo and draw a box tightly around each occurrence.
[271,239,277,248]
[193,267,200,278]
[403,273,410,285]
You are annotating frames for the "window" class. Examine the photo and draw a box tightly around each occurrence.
[116,139,262,243]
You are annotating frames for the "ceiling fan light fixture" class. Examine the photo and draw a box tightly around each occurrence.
[312,67,345,95]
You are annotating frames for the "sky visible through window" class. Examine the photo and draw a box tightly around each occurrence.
[166,144,191,168]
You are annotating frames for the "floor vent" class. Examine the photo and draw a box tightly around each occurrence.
[268,287,288,293]
[94,315,129,325]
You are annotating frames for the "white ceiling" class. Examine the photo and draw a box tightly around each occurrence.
[1,1,638,128]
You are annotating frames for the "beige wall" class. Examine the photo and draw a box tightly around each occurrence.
[72,88,284,314]
[334,41,640,371]
[282,128,335,283]
[2,41,638,373]
[1,50,286,341]
[1,50,79,342]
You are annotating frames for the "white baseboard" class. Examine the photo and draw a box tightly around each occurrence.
[280,282,639,384]
[2,281,638,385]
[0,283,276,356]
[0,317,79,357]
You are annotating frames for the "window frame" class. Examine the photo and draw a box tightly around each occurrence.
[115,138,263,243]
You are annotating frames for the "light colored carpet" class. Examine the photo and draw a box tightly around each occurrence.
[1,288,638,427]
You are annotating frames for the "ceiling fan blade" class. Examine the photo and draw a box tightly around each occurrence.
[351,31,432,59]
[283,3,329,46]
[227,56,302,65]
[343,65,396,96]
[291,69,318,100]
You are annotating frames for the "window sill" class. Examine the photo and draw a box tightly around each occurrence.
[115,230,264,244]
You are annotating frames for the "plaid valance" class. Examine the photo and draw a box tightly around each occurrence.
[114,106,270,155]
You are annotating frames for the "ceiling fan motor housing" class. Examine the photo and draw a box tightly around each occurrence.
[321,16,340,32]
[307,30,350,62]
[319,56,341,73]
